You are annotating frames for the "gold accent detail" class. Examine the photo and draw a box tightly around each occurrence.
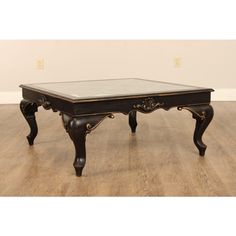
[86,113,114,132]
[178,106,206,120]
[133,98,164,113]
[86,123,92,130]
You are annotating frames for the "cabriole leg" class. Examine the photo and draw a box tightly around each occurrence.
[129,110,137,133]
[20,99,38,145]
[178,105,214,156]
[62,113,114,176]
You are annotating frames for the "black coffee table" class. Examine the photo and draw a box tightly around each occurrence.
[20,78,214,176]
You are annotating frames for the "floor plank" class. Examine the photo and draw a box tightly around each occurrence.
[0,102,235,196]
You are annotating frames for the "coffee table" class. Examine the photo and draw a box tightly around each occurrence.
[20,78,214,176]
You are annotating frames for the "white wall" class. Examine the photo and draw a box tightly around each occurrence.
[0,40,236,103]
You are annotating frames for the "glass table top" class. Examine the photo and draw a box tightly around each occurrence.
[21,78,213,101]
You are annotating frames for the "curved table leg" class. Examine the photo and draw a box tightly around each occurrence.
[178,105,214,156]
[62,113,114,176]
[20,99,38,145]
[129,111,137,133]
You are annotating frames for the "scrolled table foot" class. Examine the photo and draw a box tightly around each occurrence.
[74,160,85,177]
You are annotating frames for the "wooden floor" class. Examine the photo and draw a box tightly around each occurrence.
[0,102,235,196]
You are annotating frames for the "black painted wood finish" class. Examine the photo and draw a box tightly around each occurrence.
[20,80,214,176]
[178,105,214,156]
[61,113,114,176]
[129,111,137,133]
[20,99,38,145]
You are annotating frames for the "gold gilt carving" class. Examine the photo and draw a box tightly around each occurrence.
[177,106,206,120]
[133,98,164,113]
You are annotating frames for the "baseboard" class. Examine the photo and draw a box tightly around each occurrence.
[211,89,236,101]
[0,91,22,104]
[0,89,236,104]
